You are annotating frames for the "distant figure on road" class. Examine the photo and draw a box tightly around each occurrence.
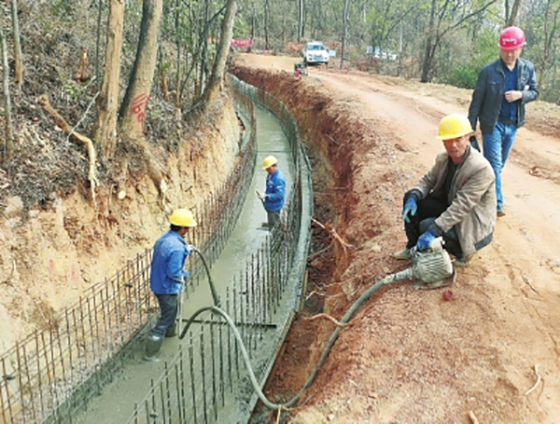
[394,114,496,269]
[145,209,196,360]
[257,155,286,229]
[468,26,539,217]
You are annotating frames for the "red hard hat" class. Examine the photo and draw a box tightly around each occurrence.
[499,27,526,50]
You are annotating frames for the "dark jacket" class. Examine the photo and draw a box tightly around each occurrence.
[468,58,538,135]
[407,146,496,256]
[264,169,286,211]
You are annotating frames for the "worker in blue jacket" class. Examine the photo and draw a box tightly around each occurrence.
[257,156,286,229]
[145,208,196,360]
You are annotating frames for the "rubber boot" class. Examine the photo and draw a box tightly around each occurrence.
[165,323,177,338]
[144,333,164,361]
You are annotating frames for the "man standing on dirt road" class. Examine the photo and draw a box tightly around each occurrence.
[145,209,196,360]
[257,155,286,230]
[394,114,496,268]
[468,26,539,217]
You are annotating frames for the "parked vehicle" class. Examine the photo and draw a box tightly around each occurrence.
[302,42,329,65]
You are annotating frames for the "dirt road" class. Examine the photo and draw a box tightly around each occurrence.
[234,54,560,423]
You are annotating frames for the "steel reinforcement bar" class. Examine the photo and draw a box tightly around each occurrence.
[0,89,258,424]
[120,75,313,424]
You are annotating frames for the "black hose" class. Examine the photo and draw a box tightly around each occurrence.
[189,246,220,307]
[178,265,409,410]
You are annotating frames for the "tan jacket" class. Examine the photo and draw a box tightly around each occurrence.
[413,146,496,256]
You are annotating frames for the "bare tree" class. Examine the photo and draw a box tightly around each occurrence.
[197,0,216,98]
[298,0,304,42]
[340,0,351,69]
[538,0,560,86]
[264,0,270,50]
[95,0,103,88]
[420,0,499,83]
[174,0,181,110]
[95,0,124,158]
[199,0,237,114]
[10,0,23,88]
[119,0,163,139]
[506,0,523,26]
[0,19,13,161]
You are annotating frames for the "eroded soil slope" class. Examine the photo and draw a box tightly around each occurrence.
[0,96,241,351]
[233,54,560,424]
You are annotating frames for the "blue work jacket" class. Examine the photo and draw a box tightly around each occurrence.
[150,231,191,295]
[264,169,286,211]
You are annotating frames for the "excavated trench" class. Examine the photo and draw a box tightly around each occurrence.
[74,95,305,424]
[18,77,314,424]
[2,69,366,424]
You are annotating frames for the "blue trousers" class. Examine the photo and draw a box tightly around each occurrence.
[482,122,517,210]
[150,294,178,338]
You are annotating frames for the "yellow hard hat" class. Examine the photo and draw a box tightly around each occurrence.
[169,208,197,227]
[437,114,472,140]
[262,155,278,170]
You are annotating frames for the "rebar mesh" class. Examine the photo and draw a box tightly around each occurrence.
[0,87,258,424]
[120,75,313,424]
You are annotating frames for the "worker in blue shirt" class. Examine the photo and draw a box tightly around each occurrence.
[256,156,286,229]
[145,208,196,360]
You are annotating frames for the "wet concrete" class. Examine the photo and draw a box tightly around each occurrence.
[73,106,297,424]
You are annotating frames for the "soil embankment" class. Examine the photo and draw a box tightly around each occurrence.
[232,56,560,423]
[0,96,242,352]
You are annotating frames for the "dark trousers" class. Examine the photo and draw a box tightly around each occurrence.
[150,294,178,338]
[404,195,463,257]
[267,210,281,229]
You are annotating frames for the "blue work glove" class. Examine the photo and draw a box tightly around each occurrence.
[183,270,190,280]
[416,229,437,251]
[402,198,417,223]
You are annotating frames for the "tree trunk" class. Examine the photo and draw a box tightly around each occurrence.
[10,0,23,88]
[250,0,256,42]
[281,0,286,47]
[538,0,560,87]
[420,0,437,83]
[175,0,181,108]
[160,48,170,102]
[199,0,237,114]
[297,0,304,42]
[119,0,163,140]
[198,0,210,96]
[318,0,323,34]
[95,0,124,158]
[506,0,522,27]
[264,0,270,50]
[95,0,103,88]
[340,0,350,70]
[0,20,13,161]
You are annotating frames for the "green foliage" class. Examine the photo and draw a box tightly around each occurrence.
[234,17,251,38]
[57,69,88,101]
[446,30,498,89]
[448,64,479,89]
[51,0,72,17]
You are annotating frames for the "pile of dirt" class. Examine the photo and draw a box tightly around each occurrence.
[284,42,304,57]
